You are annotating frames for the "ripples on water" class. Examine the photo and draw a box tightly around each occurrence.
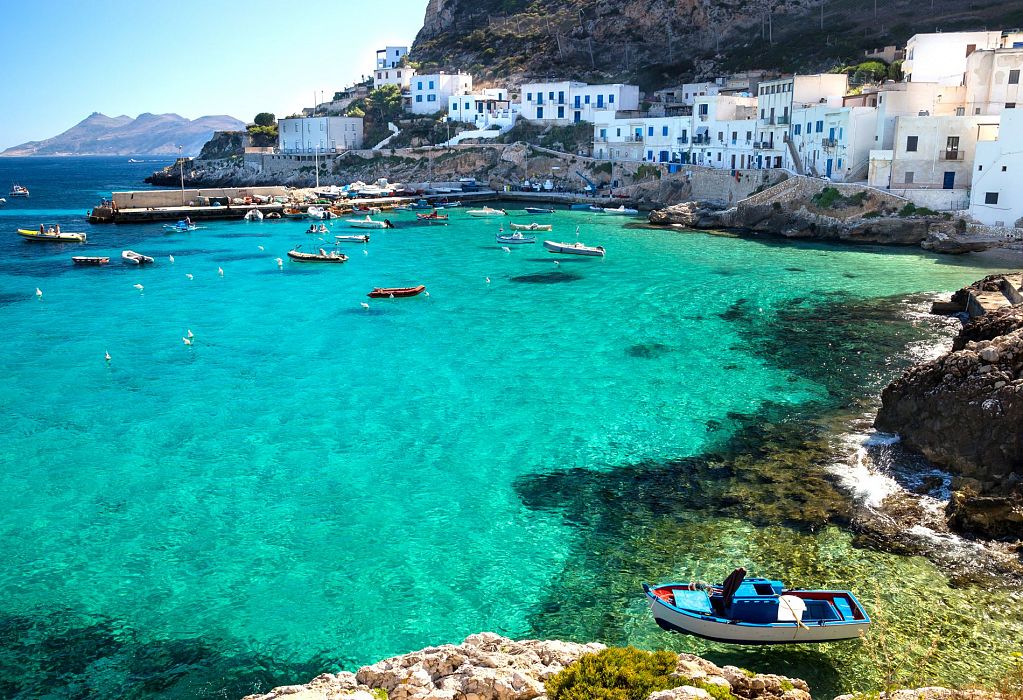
[0,157,1020,699]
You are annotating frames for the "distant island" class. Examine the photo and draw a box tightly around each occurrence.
[0,112,246,157]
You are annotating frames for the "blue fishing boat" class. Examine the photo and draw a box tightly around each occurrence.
[643,568,870,644]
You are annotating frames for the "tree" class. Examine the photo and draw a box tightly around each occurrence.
[253,112,276,127]
[366,84,405,124]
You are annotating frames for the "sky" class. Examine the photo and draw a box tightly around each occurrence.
[0,0,428,150]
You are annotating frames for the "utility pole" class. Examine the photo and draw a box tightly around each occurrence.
[177,145,185,205]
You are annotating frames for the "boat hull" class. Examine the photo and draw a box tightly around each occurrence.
[510,223,552,231]
[335,235,370,243]
[17,229,86,243]
[367,285,426,298]
[524,208,554,214]
[347,220,387,229]
[121,251,154,265]
[72,256,109,265]
[287,251,348,263]
[497,235,536,244]
[543,240,605,257]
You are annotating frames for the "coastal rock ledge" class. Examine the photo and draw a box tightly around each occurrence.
[241,632,812,700]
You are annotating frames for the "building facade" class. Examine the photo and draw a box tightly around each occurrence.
[968,108,1023,226]
[409,72,473,115]
[964,47,1023,115]
[789,105,877,180]
[278,116,364,153]
[376,46,409,70]
[903,31,1023,85]
[520,81,640,124]
[447,88,518,129]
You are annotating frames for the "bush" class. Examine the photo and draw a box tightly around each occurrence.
[898,203,941,217]
[635,164,662,180]
[545,647,679,700]
[253,112,276,127]
[811,187,842,208]
[591,161,612,175]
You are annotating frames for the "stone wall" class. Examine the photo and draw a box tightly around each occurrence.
[738,175,908,210]
[112,186,288,209]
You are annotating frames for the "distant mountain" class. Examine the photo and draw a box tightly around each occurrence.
[1,112,247,157]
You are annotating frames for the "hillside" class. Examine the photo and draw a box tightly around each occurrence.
[1,112,246,157]
[412,0,1023,89]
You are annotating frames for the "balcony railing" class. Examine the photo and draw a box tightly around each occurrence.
[692,136,711,145]
[941,150,965,161]
[822,138,838,149]
[677,137,689,144]
[776,116,789,125]
[753,141,777,149]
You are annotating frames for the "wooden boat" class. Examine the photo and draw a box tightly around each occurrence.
[466,206,506,217]
[287,248,348,263]
[602,204,639,215]
[416,211,449,222]
[265,212,282,220]
[8,184,29,197]
[643,569,870,645]
[335,234,370,243]
[543,240,605,257]
[524,207,555,214]
[121,250,154,265]
[408,199,434,210]
[244,209,264,221]
[347,216,393,229]
[510,222,552,232]
[496,233,536,244]
[367,285,426,298]
[72,256,110,265]
[17,228,87,243]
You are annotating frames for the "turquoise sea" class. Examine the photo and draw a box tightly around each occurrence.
[0,157,1020,699]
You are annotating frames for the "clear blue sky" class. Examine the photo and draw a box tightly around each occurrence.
[0,0,428,149]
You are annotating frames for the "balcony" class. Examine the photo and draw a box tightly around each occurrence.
[692,135,711,145]
[776,116,789,125]
[625,135,644,143]
[753,141,777,150]
[941,150,965,161]
[677,137,689,144]
[822,138,838,149]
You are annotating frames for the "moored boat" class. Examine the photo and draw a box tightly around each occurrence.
[543,240,605,257]
[408,199,434,210]
[335,234,370,243]
[283,207,306,218]
[8,184,29,197]
[72,256,110,265]
[163,220,197,232]
[287,248,348,263]
[496,233,536,244]
[244,209,264,221]
[121,250,154,265]
[346,216,393,229]
[509,222,552,232]
[524,207,555,214]
[17,227,87,243]
[265,211,282,220]
[307,206,336,220]
[466,206,506,217]
[416,211,449,222]
[643,568,870,645]
[603,204,639,215]
[367,285,426,298]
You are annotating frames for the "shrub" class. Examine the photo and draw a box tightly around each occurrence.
[862,210,883,218]
[545,647,679,700]
[591,161,612,175]
[811,187,842,208]
[898,203,941,217]
[635,164,662,180]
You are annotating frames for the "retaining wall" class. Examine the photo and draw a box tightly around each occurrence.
[113,186,288,209]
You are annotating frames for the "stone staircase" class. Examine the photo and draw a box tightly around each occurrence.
[784,136,805,176]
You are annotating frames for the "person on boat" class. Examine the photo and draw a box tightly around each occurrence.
[185,216,192,225]
[318,224,328,233]
[55,224,61,234]
[39,224,45,234]
[307,225,317,233]
[384,219,394,229]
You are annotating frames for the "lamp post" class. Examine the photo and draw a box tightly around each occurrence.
[177,145,185,204]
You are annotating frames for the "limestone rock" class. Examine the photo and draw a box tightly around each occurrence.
[835,688,995,700]
[241,672,371,700]
[946,488,1023,539]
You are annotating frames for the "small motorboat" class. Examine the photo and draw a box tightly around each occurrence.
[643,568,871,645]
[496,233,536,245]
[17,227,87,243]
[510,222,552,232]
[307,206,336,220]
[524,207,555,214]
[72,256,110,265]
[367,285,426,298]
[283,208,306,218]
[603,205,639,215]
[346,216,393,229]
[0,198,6,205]
[244,209,264,221]
[435,200,461,208]
[265,211,282,220]
[163,220,197,232]
[588,205,605,213]
[335,234,370,243]
[543,240,605,257]
[408,199,434,210]
[287,248,348,263]
[122,250,155,265]
[466,206,506,217]
[8,184,29,197]
[352,205,381,214]
[416,211,449,222]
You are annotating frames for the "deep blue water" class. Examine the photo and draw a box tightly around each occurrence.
[0,156,1020,699]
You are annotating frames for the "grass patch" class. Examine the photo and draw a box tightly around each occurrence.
[545,647,679,700]
[811,187,869,209]
[897,202,940,217]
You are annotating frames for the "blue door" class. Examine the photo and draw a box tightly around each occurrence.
[826,159,833,177]
[597,95,604,108]
[828,127,835,140]
[659,150,669,162]
[943,171,956,189]
[573,111,581,123]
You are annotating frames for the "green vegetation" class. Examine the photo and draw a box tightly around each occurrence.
[246,112,279,147]
[634,164,662,180]
[253,112,276,127]
[897,202,939,217]
[370,689,389,700]
[590,161,612,175]
[546,648,680,700]
[811,187,869,209]
[539,123,595,153]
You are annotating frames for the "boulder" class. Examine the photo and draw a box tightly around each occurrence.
[648,201,719,227]
[946,488,1023,539]
[241,672,371,700]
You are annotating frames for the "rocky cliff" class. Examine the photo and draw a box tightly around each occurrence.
[875,278,1023,540]
[1,112,245,157]
[411,0,1019,87]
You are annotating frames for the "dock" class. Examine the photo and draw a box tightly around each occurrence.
[932,273,1023,317]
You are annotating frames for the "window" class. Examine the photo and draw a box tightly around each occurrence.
[1002,165,1008,172]
[616,128,621,136]
[815,120,824,133]
[584,95,590,104]
[806,122,811,133]
[647,150,653,160]
[717,131,723,141]
[985,192,999,204]
[906,135,918,152]
[429,81,435,89]
[427,94,436,102]
[548,91,554,100]
[415,95,423,102]
[557,106,564,118]
[1011,70,1021,85]
[662,126,669,136]
[537,107,543,118]
[417,82,423,90]
[904,171,914,184]
[599,128,606,138]
[978,164,983,171]
[794,124,801,135]
[648,127,654,136]
[609,94,615,104]
[760,108,765,119]
[526,92,532,102]
[746,130,752,141]
[558,91,565,103]
[837,159,842,169]
[1007,103,1017,109]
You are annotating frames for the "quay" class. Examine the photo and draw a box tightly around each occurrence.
[86,186,616,224]
[932,273,1023,317]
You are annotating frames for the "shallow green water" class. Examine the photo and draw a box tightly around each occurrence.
[0,158,1020,699]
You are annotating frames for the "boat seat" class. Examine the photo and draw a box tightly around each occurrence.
[802,599,841,621]
[672,589,713,614]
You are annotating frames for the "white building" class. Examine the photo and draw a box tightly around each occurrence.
[374,66,416,90]
[447,89,518,129]
[964,47,1023,116]
[867,82,967,151]
[755,73,849,170]
[520,81,640,124]
[904,31,1023,85]
[376,46,408,70]
[278,116,364,154]
[653,80,723,105]
[969,108,1023,226]
[592,114,688,162]
[689,95,758,169]
[789,105,877,180]
[409,72,473,114]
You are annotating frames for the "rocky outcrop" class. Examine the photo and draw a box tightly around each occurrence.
[647,201,721,228]
[242,633,813,700]
[874,297,1023,540]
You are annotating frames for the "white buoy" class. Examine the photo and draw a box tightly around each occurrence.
[362,249,368,255]
[575,225,580,236]
[169,255,175,263]
[34,287,42,298]
[275,257,283,268]
[218,267,224,277]
[186,329,194,339]
[360,302,370,309]
[185,273,193,280]
[133,283,144,291]
[485,277,491,284]
[104,351,111,362]
[502,246,511,253]
[424,291,430,297]
[553,261,560,266]
[258,245,265,251]
[182,337,193,346]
